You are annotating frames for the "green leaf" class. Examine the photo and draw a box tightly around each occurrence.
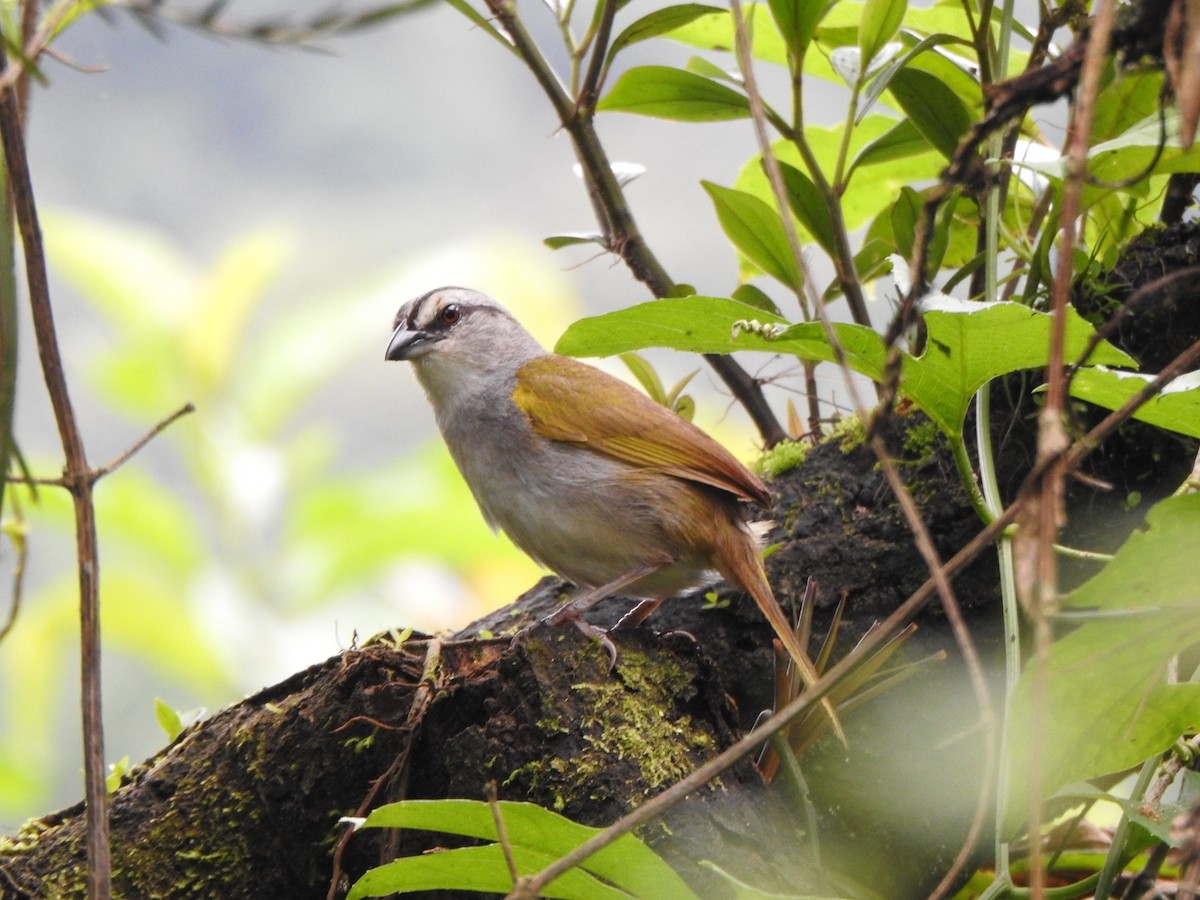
[1019,112,1200,189]
[350,800,698,900]
[1070,367,1200,438]
[665,4,789,67]
[702,181,804,292]
[734,119,942,237]
[555,296,883,373]
[607,4,725,63]
[187,230,292,393]
[858,0,907,68]
[442,0,517,55]
[556,296,1136,440]
[685,54,740,84]
[858,33,972,121]
[886,67,973,158]
[544,233,606,250]
[905,296,1136,438]
[777,161,838,254]
[619,352,669,405]
[348,846,627,899]
[597,65,750,121]
[767,0,825,61]
[849,118,932,173]
[1091,70,1165,143]
[888,186,921,258]
[731,283,783,313]
[1005,495,1200,826]
[155,698,184,742]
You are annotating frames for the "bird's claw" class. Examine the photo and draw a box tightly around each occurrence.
[536,606,619,669]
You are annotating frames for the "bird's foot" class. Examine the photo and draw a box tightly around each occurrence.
[535,606,619,669]
[568,617,619,670]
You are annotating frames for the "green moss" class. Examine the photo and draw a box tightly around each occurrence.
[756,439,810,479]
[828,414,866,452]
[900,417,943,462]
[507,641,721,803]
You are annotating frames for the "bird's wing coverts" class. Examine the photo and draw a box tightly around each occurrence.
[513,355,770,506]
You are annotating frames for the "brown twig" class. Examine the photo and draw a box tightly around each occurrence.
[0,40,114,899]
[476,0,787,447]
[7,402,196,488]
[487,782,521,887]
[326,638,443,900]
[1019,8,1117,895]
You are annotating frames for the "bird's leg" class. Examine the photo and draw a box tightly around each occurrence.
[538,559,672,667]
[612,598,664,630]
[542,558,671,627]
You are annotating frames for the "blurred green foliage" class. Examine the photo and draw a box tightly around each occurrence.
[0,212,572,823]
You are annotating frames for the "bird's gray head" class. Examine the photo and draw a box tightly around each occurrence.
[385,287,546,399]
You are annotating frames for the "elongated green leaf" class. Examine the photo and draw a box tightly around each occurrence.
[352,800,698,899]
[858,33,971,121]
[1070,367,1200,438]
[889,187,921,258]
[777,161,837,253]
[1005,495,1200,827]
[607,4,725,63]
[734,120,942,237]
[1019,112,1200,186]
[620,352,669,405]
[848,118,931,173]
[685,54,740,84]
[665,4,789,66]
[598,65,750,121]
[443,0,516,54]
[554,296,883,372]
[858,0,906,68]
[702,182,804,291]
[348,844,629,899]
[731,283,782,313]
[768,0,825,61]
[545,233,607,250]
[886,67,972,158]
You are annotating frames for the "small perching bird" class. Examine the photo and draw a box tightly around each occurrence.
[385,287,830,720]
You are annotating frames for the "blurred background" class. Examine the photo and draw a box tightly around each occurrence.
[0,0,829,827]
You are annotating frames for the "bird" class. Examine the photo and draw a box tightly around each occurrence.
[385,286,833,727]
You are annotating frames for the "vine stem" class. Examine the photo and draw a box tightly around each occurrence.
[0,44,110,900]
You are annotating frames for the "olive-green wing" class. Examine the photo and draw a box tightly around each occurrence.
[513,354,770,506]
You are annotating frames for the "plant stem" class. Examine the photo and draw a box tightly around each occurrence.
[0,43,109,900]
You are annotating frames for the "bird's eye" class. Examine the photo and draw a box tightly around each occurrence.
[440,304,462,326]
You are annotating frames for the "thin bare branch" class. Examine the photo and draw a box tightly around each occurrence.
[1020,7,1117,893]
[0,37,110,899]
[487,783,521,886]
[6,402,196,488]
[91,402,195,480]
